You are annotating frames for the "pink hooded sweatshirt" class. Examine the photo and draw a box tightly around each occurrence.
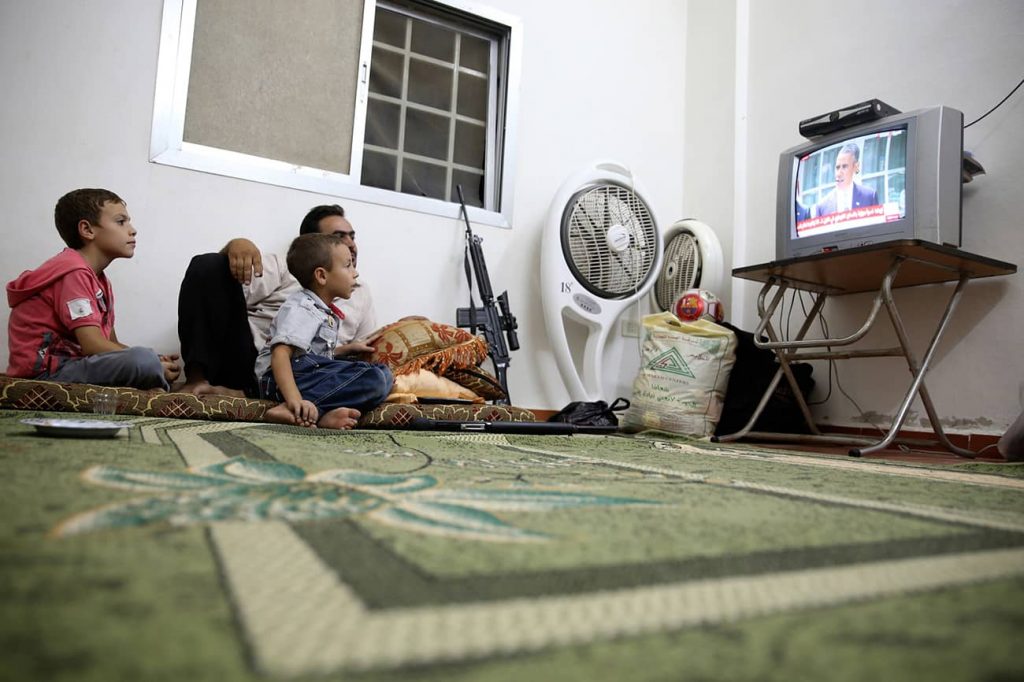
[6,248,115,377]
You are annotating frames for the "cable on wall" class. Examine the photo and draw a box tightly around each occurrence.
[964,75,1024,129]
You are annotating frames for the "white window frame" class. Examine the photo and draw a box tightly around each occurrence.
[150,0,522,228]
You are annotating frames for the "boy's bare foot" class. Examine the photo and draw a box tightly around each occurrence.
[180,379,244,398]
[265,403,319,428]
[318,407,361,430]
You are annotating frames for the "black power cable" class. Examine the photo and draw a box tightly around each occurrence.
[964,75,1024,129]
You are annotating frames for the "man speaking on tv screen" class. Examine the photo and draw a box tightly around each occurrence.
[814,142,878,217]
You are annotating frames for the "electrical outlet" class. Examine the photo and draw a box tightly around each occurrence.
[621,319,641,338]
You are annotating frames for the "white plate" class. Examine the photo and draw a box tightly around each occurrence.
[21,418,127,438]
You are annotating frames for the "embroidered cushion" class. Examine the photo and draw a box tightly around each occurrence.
[361,318,488,376]
[0,375,534,425]
[442,366,507,402]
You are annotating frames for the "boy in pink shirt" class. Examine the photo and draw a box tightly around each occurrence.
[6,188,179,390]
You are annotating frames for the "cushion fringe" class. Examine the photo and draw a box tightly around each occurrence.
[393,337,488,376]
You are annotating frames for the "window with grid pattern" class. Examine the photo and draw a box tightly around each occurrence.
[361,5,502,209]
[150,0,519,223]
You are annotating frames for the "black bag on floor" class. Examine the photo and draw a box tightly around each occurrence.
[714,323,815,436]
[548,398,630,427]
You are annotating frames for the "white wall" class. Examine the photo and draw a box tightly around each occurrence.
[709,0,1024,434]
[683,0,736,314]
[0,0,690,411]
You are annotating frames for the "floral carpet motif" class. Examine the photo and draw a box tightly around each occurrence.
[56,457,654,540]
[3,409,1024,682]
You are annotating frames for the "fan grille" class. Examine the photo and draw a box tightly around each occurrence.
[655,231,702,310]
[560,183,658,299]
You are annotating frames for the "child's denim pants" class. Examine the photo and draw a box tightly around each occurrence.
[259,354,393,415]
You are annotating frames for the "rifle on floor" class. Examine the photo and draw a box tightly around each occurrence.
[454,185,519,404]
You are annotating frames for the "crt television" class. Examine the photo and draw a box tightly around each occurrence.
[776,105,963,260]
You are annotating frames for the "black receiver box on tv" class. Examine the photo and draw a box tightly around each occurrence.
[799,99,901,139]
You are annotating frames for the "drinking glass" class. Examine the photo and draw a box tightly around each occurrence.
[92,388,118,416]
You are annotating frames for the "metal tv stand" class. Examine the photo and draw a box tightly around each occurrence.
[715,240,1017,457]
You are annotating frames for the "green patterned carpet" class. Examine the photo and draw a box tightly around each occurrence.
[3,408,1024,682]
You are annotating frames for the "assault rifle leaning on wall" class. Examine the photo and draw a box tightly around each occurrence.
[454,185,519,404]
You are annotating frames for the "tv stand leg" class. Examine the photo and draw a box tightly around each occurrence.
[853,271,975,458]
[714,281,825,443]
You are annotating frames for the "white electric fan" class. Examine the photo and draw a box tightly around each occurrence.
[541,161,662,401]
[651,219,725,312]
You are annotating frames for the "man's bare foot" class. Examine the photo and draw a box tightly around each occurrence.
[318,407,361,430]
[263,403,296,426]
[180,379,244,398]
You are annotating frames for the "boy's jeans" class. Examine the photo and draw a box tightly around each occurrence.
[259,354,393,415]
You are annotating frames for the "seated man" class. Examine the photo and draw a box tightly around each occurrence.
[177,204,376,397]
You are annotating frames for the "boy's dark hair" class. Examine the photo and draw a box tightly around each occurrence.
[54,188,125,248]
[287,233,343,289]
[299,204,345,235]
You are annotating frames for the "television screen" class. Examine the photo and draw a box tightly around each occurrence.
[776,105,962,260]
[793,126,907,241]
